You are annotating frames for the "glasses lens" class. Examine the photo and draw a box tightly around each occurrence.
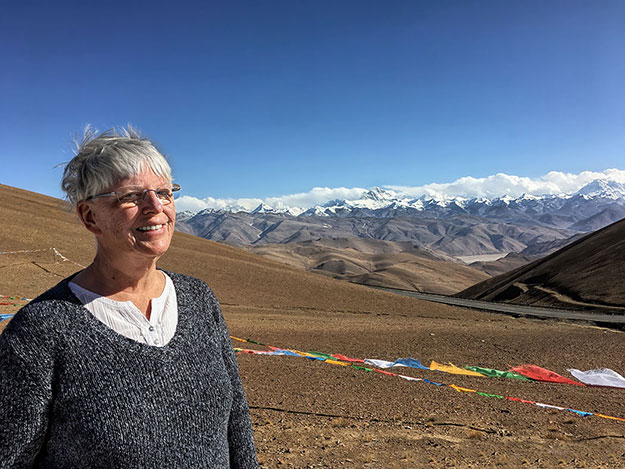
[117,190,144,204]
[155,189,173,204]
[114,185,179,205]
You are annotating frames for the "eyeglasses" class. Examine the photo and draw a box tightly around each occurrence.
[86,183,181,206]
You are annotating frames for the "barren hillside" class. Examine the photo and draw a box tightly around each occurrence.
[457,217,625,311]
[244,238,490,294]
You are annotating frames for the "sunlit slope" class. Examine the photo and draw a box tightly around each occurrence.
[457,216,625,309]
[245,238,490,294]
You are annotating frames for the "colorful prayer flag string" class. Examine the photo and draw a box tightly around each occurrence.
[231,336,625,423]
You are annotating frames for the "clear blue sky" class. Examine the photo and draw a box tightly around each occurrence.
[2,0,624,201]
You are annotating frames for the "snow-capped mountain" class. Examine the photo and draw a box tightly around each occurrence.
[250,202,305,217]
[179,180,625,221]
[292,180,625,220]
[175,179,625,257]
[573,180,625,199]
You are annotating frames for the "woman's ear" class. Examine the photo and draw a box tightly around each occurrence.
[76,201,102,235]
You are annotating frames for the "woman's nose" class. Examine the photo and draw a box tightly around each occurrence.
[141,190,164,211]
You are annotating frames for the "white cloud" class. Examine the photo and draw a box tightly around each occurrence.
[264,187,368,208]
[175,169,625,213]
[174,195,262,213]
[386,169,625,199]
[175,187,368,213]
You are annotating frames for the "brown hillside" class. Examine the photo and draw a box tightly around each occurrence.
[244,238,490,294]
[457,217,625,310]
[468,252,538,278]
[2,184,625,467]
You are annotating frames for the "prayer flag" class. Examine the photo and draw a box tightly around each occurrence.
[466,366,530,381]
[394,358,429,370]
[430,361,484,377]
[449,384,477,393]
[332,354,364,363]
[567,368,625,388]
[424,379,443,386]
[510,365,584,386]
[536,402,565,410]
[477,392,503,399]
[506,397,536,404]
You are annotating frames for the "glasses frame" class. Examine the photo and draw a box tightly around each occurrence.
[86,183,181,205]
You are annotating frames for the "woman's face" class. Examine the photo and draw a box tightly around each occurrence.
[80,168,176,263]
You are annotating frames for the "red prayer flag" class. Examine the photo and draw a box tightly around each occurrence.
[332,353,364,363]
[374,369,397,377]
[506,396,536,404]
[510,364,585,386]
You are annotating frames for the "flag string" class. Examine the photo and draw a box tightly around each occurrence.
[231,336,625,423]
[0,247,86,268]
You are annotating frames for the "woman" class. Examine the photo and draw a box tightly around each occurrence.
[0,127,258,468]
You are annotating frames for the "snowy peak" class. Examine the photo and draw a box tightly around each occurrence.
[296,179,625,218]
[575,180,625,199]
[361,186,396,201]
[252,202,277,214]
[251,202,304,216]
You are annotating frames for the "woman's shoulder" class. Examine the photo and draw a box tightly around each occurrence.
[1,276,81,362]
[5,276,79,336]
[162,271,221,316]
[162,271,215,295]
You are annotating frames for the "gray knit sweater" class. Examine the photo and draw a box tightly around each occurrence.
[0,272,258,468]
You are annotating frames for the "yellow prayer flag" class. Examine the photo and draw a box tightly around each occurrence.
[430,361,484,377]
[449,384,477,393]
[325,359,351,366]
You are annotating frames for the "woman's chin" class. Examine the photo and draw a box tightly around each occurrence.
[132,240,172,259]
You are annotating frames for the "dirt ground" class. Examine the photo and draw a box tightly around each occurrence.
[2,260,625,468]
[2,257,625,468]
[225,305,625,468]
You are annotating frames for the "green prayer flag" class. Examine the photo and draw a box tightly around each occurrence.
[477,391,504,399]
[245,339,264,345]
[466,366,530,381]
[307,351,335,360]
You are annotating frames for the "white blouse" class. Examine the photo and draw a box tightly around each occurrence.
[68,272,178,347]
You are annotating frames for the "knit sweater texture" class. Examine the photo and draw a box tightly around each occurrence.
[0,272,258,468]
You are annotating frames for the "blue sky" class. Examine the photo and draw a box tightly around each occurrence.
[2,0,624,206]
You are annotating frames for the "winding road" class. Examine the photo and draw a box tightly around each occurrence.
[371,286,625,327]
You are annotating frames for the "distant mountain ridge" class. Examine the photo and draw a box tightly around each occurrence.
[176,179,625,259]
[179,179,625,220]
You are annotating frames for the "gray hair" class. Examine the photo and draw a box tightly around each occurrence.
[61,125,172,208]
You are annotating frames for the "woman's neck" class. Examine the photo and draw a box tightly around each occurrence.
[72,253,165,319]
[74,251,162,298]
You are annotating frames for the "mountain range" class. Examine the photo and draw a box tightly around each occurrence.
[177,179,625,259]
[182,179,625,220]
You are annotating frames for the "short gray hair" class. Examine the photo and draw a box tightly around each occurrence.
[61,125,172,208]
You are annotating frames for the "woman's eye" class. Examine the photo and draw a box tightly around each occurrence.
[156,189,173,199]
[119,191,143,202]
